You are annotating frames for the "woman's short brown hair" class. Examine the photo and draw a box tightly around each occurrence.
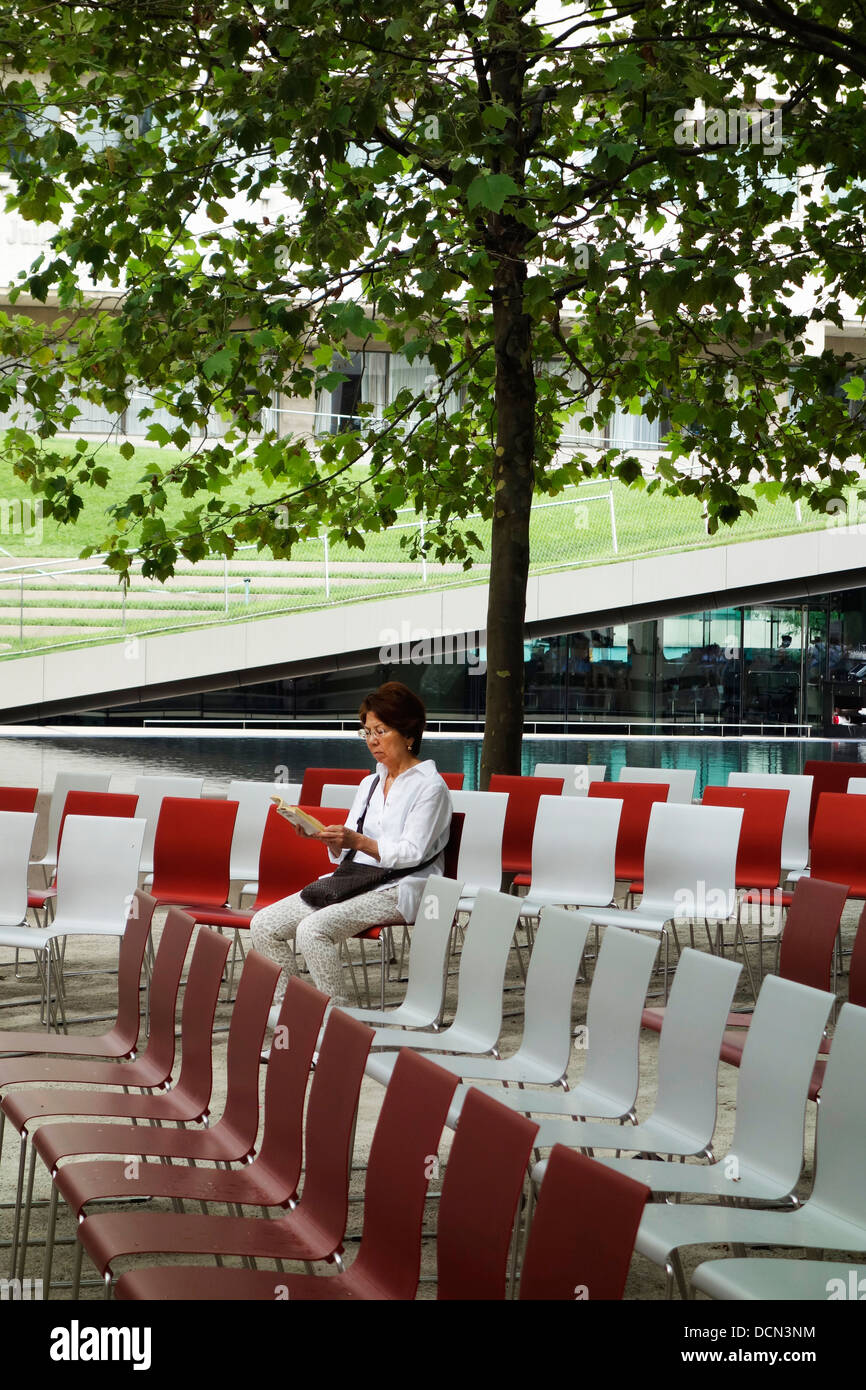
[359,681,427,754]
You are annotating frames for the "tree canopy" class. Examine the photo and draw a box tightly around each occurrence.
[0,0,864,775]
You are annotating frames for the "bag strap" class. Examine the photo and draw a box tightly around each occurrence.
[343,776,378,864]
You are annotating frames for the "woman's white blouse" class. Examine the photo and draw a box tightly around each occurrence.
[328,760,453,922]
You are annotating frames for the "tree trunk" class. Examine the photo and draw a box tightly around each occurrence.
[479,249,535,788]
[479,20,535,790]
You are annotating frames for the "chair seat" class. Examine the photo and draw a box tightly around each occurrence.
[187,907,252,929]
[28,887,57,909]
[0,925,49,950]
[692,1257,866,1302]
[512,873,531,887]
[741,888,792,907]
[355,926,383,941]
[520,891,613,914]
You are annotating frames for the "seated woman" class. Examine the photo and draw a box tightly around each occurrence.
[251,681,452,1010]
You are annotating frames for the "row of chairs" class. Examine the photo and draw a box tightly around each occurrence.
[2,893,647,1301]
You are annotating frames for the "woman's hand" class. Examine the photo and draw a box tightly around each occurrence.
[315,825,356,852]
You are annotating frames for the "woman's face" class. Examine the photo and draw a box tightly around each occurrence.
[361,710,401,770]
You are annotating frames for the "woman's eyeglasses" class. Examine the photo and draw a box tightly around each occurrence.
[358,726,391,742]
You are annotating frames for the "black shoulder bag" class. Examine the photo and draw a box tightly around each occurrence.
[299,778,442,909]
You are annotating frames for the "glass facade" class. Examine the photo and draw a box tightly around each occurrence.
[38,588,866,736]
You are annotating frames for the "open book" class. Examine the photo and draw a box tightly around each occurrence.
[270,796,326,836]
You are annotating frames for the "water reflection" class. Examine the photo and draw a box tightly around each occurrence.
[1,731,863,795]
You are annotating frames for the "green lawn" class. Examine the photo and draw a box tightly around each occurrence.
[0,437,820,569]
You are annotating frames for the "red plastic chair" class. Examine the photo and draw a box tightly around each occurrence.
[149,796,238,910]
[489,774,564,878]
[299,767,367,805]
[0,787,38,812]
[11,929,230,1274]
[519,1146,649,1300]
[44,975,328,1280]
[440,772,464,790]
[28,790,140,917]
[113,1048,459,1302]
[74,1006,375,1286]
[642,877,849,1060]
[436,1087,538,1300]
[808,793,866,899]
[804,759,866,837]
[588,781,669,886]
[702,785,788,894]
[350,812,465,1009]
[0,890,156,1061]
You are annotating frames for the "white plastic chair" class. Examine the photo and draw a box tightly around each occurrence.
[847,776,866,795]
[634,1000,866,1300]
[595,975,834,1246]
[319,783,359,810]
[338,877,463,1029]
[528,947,742,1165]
[363,888,524,1086]
[587,802,744,1001]
[727,771,813,877]
[446,925,660,1127]
[132,775,204,877]
[518,796,621,916]
[532,764,607,796]
[227,779,301,884]
[0,816,145,1030]
[0,811,38,931]
[618,765,696,804]
[692,1258,866,1302]
[414,905,590,1092]
[31,772,111,879]
[449,790,508,909]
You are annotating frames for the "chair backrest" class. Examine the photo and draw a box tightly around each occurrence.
[42,772,112,860]
[727,772,813,873]
[489,774,564,875]
[527,796,621,907]
[652,948,742,1147]
[804,759,866,836]
[255,805,349,907]
[151,797,238,907]
[533,763,606,796]
[138,907,196,1078]
[226,779,301,881]
[777,876,848,990]
[589,781,669,881]
[398,877,464,1020]
[257,977,329,1189]
[519,1146,649,1300]
[217,948,281,1150]
[0,786,38,813]
[810,793,866,897]
[849,904,866,1008]
[132,776,204,870]
[448,889,524,1045]
[437,1088,538,1300]
[53,815,146,933]
[618,765,696,804]
[578,926,660,1112]
[810,1002,866,1224]
[56,791,140,875]
[294,1007,375,1249]
[320,784,359,809]
[169,927,231,1116]
[450,790,508,892]
[510,907,591,1075]
[299,767,367,805]
[702,785,788,891]
[729,975,835,1190]
[640,802,742,921]
[0,810,37,926]
[113,890,159,1054]
[346,1050,459,1299]
[440,773,465,790]
[848,777,866,796]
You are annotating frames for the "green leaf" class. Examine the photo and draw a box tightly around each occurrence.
[466,173,521,213]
